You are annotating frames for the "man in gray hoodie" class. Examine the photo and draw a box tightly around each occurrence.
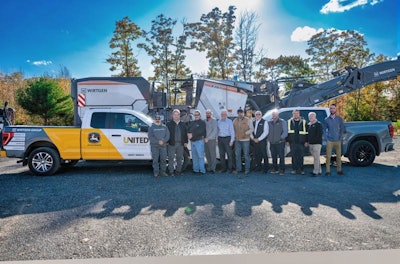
[148,115,170,177]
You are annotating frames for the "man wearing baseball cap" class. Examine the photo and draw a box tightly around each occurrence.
[232,107,254,178]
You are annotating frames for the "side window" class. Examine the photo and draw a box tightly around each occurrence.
[123,114,148,132]
[90,113,107,128]
[279,111,292,121]
[110,113,127,129]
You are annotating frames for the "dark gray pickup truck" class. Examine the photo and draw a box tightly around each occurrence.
[263,107,395,167]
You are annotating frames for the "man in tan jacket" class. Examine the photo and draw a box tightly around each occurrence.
[233,108,254,177]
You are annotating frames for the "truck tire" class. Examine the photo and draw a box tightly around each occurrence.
[348,140,376,167]
[28,147,61,176]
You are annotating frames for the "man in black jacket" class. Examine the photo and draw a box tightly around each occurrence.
[188,110,207,174]
[166,109,188,176]
[286,109,308,175]
[307,112,323,176]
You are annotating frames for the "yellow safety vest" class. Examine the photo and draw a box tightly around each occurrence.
[288,118,308,135]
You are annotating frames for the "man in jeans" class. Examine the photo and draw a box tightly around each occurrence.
[188,110,207,174]
[267,110,288,175]
[233,108,254,177]
[324,104,344,176]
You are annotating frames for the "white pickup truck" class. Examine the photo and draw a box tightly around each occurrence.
[1,108,154,175]
[262,107,395,167]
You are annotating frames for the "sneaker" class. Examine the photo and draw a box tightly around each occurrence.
[270,169,278,174]
[154,173,159,178]
[291,170,296,174]
[232,170,238,174]
[301,171,305,175]
[279,170,285,176]
[245,170,250,176]
[176,171,183,176]
[325,172,330,176]
[337,171,344,175]
[160,172,168,177]
[310,172,317,177]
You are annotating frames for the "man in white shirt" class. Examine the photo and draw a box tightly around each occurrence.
[251,110,269,173]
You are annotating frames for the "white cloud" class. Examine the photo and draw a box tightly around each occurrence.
[28,60,53,66]
[291,26,324,42]
[320,0,383,14]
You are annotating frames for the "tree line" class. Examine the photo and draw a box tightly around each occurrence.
[0,6,399,125]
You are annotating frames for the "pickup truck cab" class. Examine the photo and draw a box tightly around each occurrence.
[263,107,395,167]
[1,109,153,175]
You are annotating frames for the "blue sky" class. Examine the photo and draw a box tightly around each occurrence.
[0,0,397,79]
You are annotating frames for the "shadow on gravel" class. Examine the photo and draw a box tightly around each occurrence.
[0,161,399,222]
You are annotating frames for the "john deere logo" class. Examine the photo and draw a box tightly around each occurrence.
[88,132,100,143]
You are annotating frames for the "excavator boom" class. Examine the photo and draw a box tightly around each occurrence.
[279,57,400,108]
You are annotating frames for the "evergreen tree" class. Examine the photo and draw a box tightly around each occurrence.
[16,77,73,125]
[107,16,142,77]
[185,6,236,79]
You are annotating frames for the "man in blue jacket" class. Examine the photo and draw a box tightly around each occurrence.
[324,104,345,176]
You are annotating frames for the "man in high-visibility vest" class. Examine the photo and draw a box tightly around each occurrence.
[286,109,308,175]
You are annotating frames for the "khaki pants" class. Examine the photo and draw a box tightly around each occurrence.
[326,140,342,173]
[309,144,322,174]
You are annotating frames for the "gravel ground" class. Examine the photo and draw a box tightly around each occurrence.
[0,136,399,261]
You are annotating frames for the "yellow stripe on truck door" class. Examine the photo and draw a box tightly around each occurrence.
[81,128,123,160]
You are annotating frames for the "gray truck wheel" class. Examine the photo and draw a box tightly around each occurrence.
[348,140,376,167]
[28,147,61,176]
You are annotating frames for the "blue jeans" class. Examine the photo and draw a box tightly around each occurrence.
[191,140,206,173]
[235,140,250,172]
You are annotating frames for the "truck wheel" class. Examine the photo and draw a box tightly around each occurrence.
[28,147,61,176]
[348,140,376,167]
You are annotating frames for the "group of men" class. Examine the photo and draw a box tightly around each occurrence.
[148,104,344,178]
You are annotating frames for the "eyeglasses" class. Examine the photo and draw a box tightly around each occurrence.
[256,113,261,115]
[194,114,200,116]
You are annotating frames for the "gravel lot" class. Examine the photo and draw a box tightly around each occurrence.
[0,137,399,261]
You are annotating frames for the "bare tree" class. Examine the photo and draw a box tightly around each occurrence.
[234,11,260,81]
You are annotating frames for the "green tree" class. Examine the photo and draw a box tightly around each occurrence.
[138,14,190,85]
[16,77,73,125]
[185,6,236,79]
[107,16,142,77]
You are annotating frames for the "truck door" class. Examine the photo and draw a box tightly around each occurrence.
[108,112,151,160]
[81,112,112,159]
